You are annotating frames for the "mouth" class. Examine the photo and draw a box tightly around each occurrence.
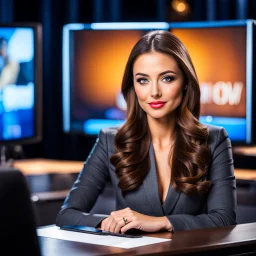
[148,101,166,109]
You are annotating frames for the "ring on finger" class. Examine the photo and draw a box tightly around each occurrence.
[123,217,128,225]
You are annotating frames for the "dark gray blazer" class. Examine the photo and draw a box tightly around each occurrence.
[56,124,236,231]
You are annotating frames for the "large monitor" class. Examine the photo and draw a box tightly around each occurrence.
[0,23,42,145]
[63,20,255,144]
[169,20,255,144]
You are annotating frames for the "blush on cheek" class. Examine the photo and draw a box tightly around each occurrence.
[134,87,146,100]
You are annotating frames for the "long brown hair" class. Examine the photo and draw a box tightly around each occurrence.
[110,30,211,196]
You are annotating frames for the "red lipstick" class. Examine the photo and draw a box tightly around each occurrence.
[148,101,166,109]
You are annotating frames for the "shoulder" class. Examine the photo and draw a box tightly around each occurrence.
[99,127,119,139]
[206,124,228,140]
[98,127,120,152]
[204,124,231,154]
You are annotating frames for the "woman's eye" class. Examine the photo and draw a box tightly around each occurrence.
[162,76,175,82]
[136,78,148,84]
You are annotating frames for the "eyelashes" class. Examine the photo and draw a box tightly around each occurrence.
[136,76,175,84]
[136,78,148,84]
[162,76,175,82]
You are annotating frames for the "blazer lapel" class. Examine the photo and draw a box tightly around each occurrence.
[162,185,181,215]
[143,143,164,217]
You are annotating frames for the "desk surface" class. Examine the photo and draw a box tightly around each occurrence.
[13,158,256,181]
[13,158,84,175]
[233,146,256,156]
[39,223,256,256]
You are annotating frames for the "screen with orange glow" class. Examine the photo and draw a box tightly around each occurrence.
[63,21,254,144]
[67,29,150,134]
[170,25,249,143]
[171,27,246,118]
[72,30,144,117]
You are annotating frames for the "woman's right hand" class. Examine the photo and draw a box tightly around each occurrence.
[100,207,172,234]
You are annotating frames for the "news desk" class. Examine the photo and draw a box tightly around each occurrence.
[13,157,256,255]
[39,223,256,256]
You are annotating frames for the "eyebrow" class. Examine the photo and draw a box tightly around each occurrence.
[135,70,177,77]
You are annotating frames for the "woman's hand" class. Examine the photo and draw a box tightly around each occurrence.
[100,207,172,234]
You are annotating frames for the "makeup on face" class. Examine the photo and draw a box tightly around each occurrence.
[133,52,185,120]
[148,101,167,109]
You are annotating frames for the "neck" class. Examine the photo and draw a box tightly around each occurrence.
[147,115,176,149]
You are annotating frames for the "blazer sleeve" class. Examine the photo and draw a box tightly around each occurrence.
[167,127,237,231]
[56,129,110,228]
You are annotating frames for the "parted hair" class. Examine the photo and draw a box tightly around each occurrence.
[110,30,211,196]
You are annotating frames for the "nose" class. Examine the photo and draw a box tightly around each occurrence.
[151,81,162,98]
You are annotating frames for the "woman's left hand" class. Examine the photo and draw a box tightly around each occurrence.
[101,207,172,234]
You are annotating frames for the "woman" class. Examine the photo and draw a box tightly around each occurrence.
[56,30,236,233]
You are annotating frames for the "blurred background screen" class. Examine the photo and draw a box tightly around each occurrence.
[0,24,42,145]
[63,21,253,145]
[170,21,251,143]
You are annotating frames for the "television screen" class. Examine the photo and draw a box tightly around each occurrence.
[169,20,254,144]
[62,22,169,135]
[63,20,254,144]
[0,24,42,145]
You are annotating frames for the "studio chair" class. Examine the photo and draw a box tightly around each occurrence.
[0,167,41,255]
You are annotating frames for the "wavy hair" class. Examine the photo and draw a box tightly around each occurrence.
[110,30,211,196]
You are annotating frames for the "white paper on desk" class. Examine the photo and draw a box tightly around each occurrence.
[37,225,171,249]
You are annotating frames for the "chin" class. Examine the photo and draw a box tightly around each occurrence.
[146,112,171,120]
[145,108,177,120]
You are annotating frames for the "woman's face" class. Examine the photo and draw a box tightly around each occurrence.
[133,51,185,122]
